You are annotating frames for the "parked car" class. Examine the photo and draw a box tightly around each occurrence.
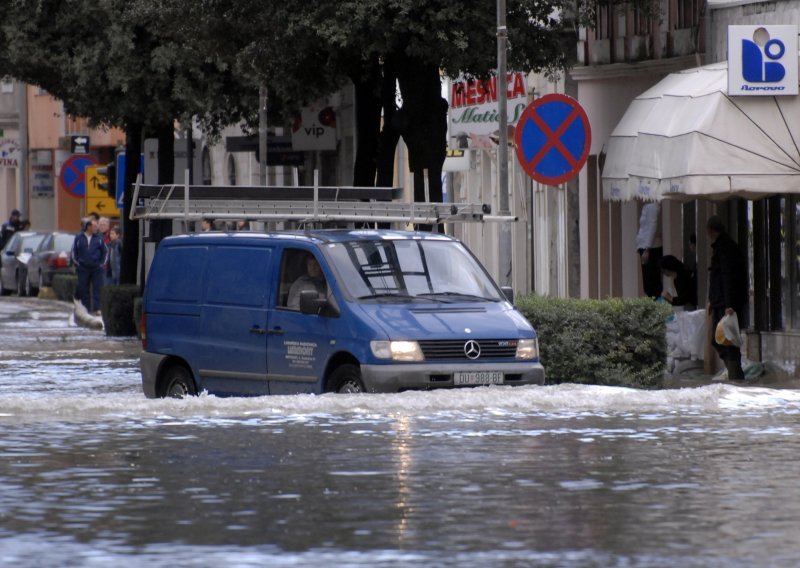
[140,230,545,398]
[25,231,78,296]
[0,231,45,296]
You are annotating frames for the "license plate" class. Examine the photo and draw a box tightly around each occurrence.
[454,371,504,386]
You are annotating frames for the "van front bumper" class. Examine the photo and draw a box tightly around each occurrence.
[359,361,545,393]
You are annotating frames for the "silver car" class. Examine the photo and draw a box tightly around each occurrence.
[25,231,78,296]
[0,231,45,296]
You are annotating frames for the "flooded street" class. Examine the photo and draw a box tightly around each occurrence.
[1,297,800,567]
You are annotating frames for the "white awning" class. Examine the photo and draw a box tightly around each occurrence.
[602,61,800,201]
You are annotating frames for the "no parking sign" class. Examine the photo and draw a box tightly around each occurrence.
[513,94,591,186]
[59,155,97,198]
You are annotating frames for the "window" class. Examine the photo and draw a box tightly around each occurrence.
[326,239,503,303]
[278,249,327,310]
[782,196,800,330]
[227,155,237,186]
[201,147,212,185]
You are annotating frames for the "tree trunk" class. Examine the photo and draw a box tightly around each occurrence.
[156,122,175,184]
[120,122,142,286]
[376,58,400,188]
[394,55,448,230]
[351,60,382,187]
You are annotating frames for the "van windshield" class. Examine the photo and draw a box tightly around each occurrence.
[326,239,503,303]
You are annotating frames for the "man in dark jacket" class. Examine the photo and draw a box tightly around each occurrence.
[706,216,748,381]
[0,209,22,249]
[72,218,108,314]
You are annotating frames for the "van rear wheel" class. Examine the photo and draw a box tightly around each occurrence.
[161,365,197,398]
[328,364,365,394]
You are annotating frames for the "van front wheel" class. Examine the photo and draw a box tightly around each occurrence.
[328,364,365,394]
[161,365,197,398]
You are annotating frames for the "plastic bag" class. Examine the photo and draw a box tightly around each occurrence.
[715,313,743,348]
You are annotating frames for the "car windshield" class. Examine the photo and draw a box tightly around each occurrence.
[326,239,503,303]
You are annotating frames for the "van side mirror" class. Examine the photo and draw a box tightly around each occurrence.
[298,290,340,317]
[500,286,514,304]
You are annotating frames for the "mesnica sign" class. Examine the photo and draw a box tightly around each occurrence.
[450,72,527,144]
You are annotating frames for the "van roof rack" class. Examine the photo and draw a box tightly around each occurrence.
[129,177,515,226]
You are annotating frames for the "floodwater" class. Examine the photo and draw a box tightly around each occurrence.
[1,297,800,567]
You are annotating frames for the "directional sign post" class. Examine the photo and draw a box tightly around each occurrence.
[59,155,96,198]
[85,165,121,217]
[513,94,591,186]
[115,152,126,209]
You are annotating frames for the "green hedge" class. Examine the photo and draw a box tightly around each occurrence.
[100,285,140,337]
[133,297,143,339]
[52,274,77,302]
[516,296,672,389]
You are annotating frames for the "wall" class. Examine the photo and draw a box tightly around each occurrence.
[709,0,800,63]
[573,69,686,298]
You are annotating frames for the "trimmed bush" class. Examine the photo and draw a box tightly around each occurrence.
[133,297,143,339]
[52,274,78,302]
[100,285,140,337]
[516,295,672,389]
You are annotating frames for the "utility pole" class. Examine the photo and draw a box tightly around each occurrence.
[259,86,268,186]
[497,0,512,288]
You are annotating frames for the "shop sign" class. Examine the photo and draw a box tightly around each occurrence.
[0,137,20,167]
[450,72,527,148]
[728,25,798,96]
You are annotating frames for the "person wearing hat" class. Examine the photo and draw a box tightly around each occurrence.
[659,255,697,309]
[706,215,748,381]
[0,209,23,250]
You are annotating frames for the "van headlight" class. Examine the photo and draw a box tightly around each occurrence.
[370,340,424,362]
[516,338,539,360]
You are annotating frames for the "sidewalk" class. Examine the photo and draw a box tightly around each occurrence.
[663,361,799,390]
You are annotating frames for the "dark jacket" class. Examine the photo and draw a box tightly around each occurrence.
[708,232,747,311]
[0,218,21,249]
[72,232,108,270]
[670,265,697,308]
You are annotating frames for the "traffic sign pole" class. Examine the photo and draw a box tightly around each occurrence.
[497,0,512,289]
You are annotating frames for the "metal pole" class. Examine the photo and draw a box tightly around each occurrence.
[259,86,268,186]
[497,0,512,288]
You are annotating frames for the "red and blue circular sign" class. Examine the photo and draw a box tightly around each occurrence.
[514,94,591,186]
[59,155,96,198]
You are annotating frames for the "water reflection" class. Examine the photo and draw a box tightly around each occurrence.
[2,298,800,565]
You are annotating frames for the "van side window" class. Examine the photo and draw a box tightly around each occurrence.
[148,246,207,303]
[278,249,327,310]
[206,246,271,307]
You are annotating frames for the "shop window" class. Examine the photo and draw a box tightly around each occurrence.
[201,147,212,185]
[676,0,699,29]
[227,155,237,186]
[783,196,800,330]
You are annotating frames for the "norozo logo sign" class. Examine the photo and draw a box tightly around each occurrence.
[728,25,798,96]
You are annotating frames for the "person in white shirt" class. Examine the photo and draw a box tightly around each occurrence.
[635,202,663,298]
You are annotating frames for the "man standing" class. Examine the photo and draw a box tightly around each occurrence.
[0,209,23,249]
[636,202,663,298]
[72,218,108,315]
[706,215,748,381]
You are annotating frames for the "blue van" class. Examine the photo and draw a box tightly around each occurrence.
[139,230,544,397]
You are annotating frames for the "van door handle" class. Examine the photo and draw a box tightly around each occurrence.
[268,327,284,336]
[250,326,267,335]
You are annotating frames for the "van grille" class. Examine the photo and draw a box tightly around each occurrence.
[418,339,518,360]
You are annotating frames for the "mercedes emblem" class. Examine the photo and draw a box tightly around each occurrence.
[464,340,481,360]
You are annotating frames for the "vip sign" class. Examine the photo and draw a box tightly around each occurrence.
[728,25,798,95]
